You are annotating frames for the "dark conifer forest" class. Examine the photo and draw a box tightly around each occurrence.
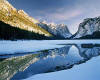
[0,21,52,40]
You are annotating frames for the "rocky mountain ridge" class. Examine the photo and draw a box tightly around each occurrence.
[38,21,72,39]
[0,0,52,37]
[74,17,100,38]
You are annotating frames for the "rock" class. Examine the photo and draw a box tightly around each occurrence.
[74,17,100,38]
[38,22,72,39]
[0,0,52,37]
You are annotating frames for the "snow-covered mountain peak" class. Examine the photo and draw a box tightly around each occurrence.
[0,0,52,37]
[38,21,72,39]
[58,24,66,27]
[74,16,100,38]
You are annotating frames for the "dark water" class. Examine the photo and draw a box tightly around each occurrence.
[0,43,100,80]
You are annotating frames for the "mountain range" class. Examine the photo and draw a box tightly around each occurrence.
[0,0,53,40]
[0,0,100,40]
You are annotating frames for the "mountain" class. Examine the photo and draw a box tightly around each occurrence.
[2,0,100,40]
[0,21,52,40]
[74,17,100,39]
[38,21,72,39]
[0,0,52,40]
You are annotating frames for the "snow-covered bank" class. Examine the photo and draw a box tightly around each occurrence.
[24,56,100,80]
[0,40,100,54]
[0,40,64,54]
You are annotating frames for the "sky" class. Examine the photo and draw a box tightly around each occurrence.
[8,0,100,34]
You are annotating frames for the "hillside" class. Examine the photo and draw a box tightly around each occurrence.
[38,22,72,39]
[79,31,100,39]
[0,0,52,38]
[0,21,51,40]
[74,17,100,39]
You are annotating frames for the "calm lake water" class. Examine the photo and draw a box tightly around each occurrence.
[0,40,100,80]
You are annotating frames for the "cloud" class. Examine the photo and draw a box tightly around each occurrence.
[35,8,83,23]
[48,10,82,21]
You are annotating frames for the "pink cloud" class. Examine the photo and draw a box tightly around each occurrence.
[49,10,82,21]
[35,8,83,23]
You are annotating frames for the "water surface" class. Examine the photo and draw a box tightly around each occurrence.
[0,40,100,80]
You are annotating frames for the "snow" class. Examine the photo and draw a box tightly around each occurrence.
[24,56,100,80]
[0,40,64,54]
[0,40,100,54]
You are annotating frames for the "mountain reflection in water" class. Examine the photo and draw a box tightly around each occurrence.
[0,44,100,80]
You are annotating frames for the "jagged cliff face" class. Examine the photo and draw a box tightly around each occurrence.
[74,17,100,38]
[38,22,72,38]
[0,0,52,37]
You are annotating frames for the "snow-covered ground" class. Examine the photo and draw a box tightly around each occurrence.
[24,56,100,80]
[0,40,63,54]
[0,40,100,54]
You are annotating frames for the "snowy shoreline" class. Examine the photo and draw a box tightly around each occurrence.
[24,56,100,80]
[0,40,100,55]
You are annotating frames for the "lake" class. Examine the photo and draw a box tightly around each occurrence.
[0,40,100,80]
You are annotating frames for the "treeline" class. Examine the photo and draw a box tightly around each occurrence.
[79,31,100,39]
[81,44,100,48]
[0,21,52,40]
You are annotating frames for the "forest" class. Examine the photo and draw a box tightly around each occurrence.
[0,21,52,40]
